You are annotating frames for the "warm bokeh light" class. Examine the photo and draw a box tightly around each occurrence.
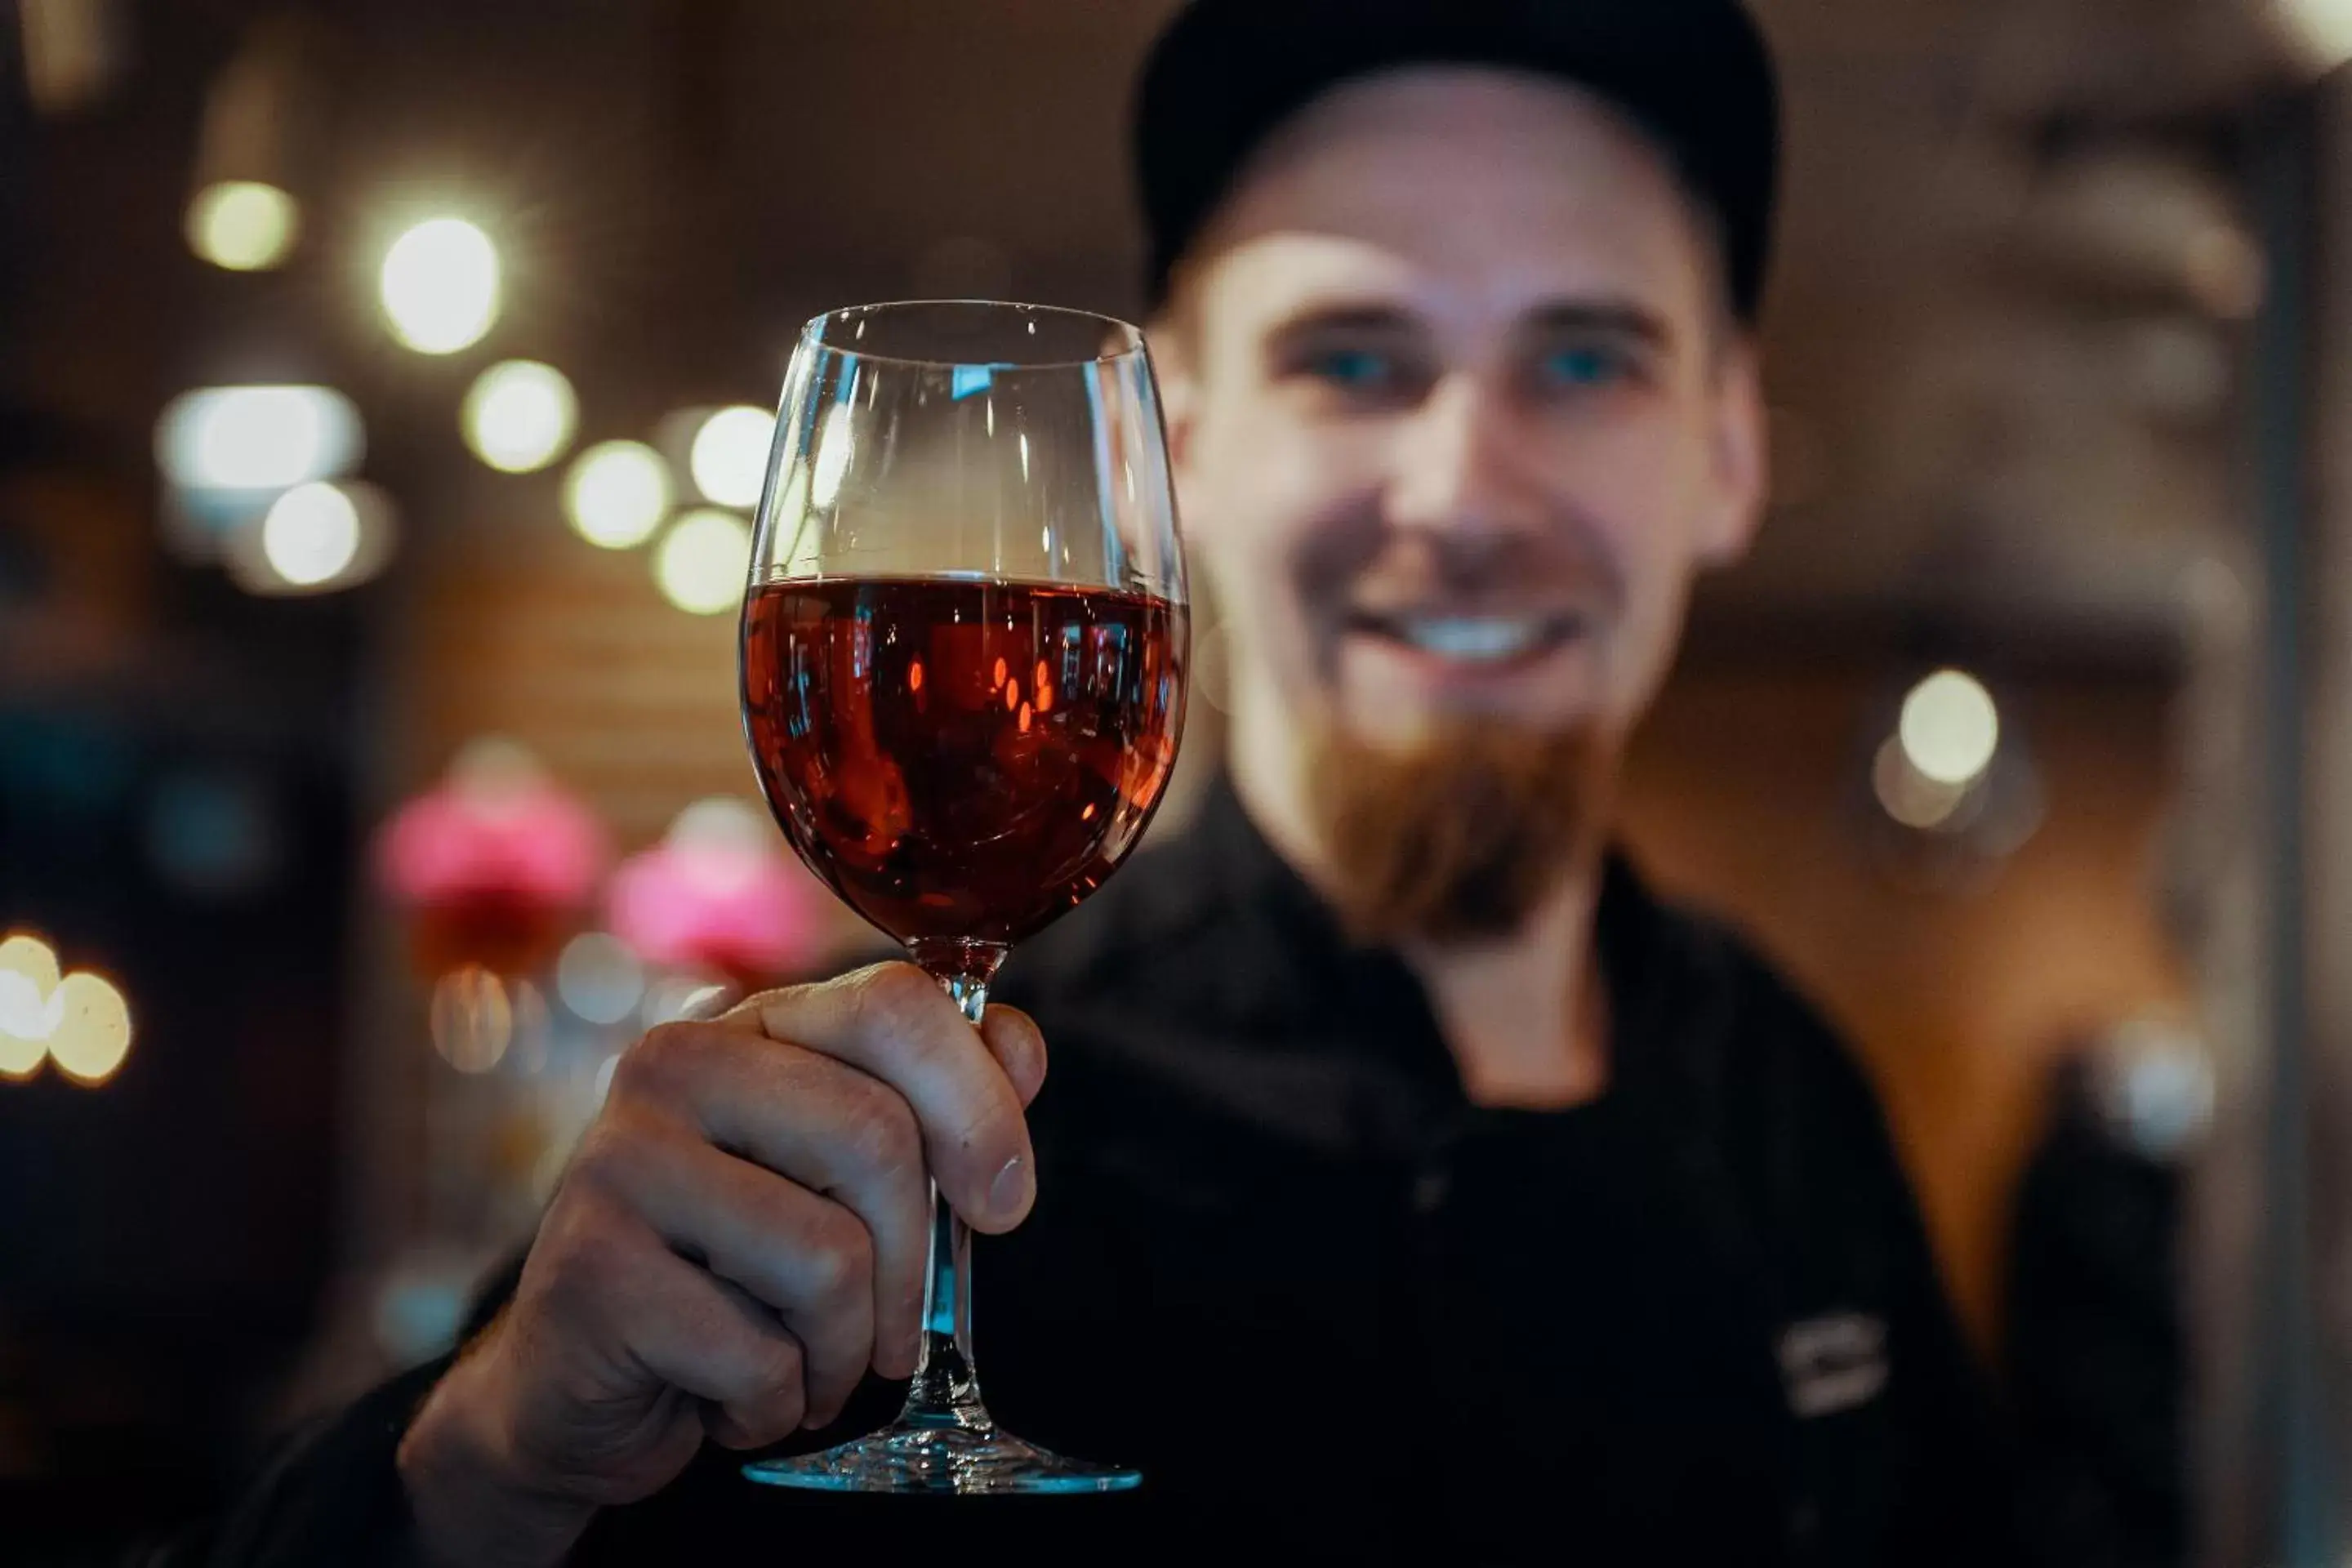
[380,216,501,354]
[653,509,753,616]
[688,404,776,508]
[555,932,645,1027]
[186,180,300,271]
[462,360,578,474]
[46,971,131,1085]
[226,481,395,598]
[0,932,61,996]
[1898,670,2001,787]
[2281,0,2352,68]
[0,933,56,1080]
[156,385,364,491]
[430,965,515,1073]
[0,937,134,1087]
[564,439,672,550]
[1871,737,1970,832]
[261,481,362,586]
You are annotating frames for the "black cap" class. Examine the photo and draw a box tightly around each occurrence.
[1132,0,1781,323]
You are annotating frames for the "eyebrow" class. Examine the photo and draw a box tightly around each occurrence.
[1260,304,1423,354]
[1259,297,1679,357]
[1521,300,1676,350]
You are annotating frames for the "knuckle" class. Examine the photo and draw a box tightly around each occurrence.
[800,1212,874,1303]
[612,1022,701,1099]
[562,1107,662,1197]
[534,1196,635,1308]
[847,962,946,1045]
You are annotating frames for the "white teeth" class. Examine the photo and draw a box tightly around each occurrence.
[1395,617,1549,661]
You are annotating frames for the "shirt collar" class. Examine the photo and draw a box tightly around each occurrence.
[1182,773,1691,1096]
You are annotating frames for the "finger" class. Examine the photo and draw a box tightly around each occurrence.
[711,963,1036,1232]
[980,1005,1048,1107]
[592,1120,883,1420]
[601,1039,930,1377]
[583,1225,809,1450]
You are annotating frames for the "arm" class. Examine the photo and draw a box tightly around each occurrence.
[172,964,1046,1568]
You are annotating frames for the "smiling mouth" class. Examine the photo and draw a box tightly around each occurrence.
[1345,610,1588,666]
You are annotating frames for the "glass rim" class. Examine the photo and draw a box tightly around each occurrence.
[795,298,1148,372]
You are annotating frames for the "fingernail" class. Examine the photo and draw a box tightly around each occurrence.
[988,1154,1034,1222]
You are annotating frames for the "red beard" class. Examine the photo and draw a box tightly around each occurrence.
[1307,722,1612,946]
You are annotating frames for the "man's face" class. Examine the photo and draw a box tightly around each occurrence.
[1162,68,1767,773]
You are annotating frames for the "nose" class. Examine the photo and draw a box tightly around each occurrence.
[1383,371,1548,578]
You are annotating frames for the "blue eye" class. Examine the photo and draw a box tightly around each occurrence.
[1540,345,1628,390]
[1308,348,1392,389]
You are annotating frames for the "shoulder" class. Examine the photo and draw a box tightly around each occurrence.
[1635,884,1879,1125]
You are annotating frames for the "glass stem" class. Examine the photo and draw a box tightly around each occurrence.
[899,971,994,1432]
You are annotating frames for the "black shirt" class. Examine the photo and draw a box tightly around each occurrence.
[177,780,2016,1566]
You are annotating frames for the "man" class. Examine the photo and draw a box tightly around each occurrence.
[184,2,2022,1562]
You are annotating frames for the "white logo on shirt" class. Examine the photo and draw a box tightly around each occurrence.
[1778,1311,1888,1419]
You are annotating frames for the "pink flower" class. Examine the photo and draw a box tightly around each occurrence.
[379,785,607,909]
[608,799,828,985]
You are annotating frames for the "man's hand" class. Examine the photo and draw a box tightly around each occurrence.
[394,963,1047,1567]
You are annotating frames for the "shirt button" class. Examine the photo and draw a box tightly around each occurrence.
[1411,1169,1450,1214]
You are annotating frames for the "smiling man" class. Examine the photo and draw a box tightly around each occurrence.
[183,3,2025,1566]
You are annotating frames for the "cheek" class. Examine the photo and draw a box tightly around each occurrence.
[1540,421,1717,711]
[1187,402,1370,591]
[1551,412,1713,578]
[1180,412,1347,703]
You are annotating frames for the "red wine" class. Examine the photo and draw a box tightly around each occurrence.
[742,576,1187,960]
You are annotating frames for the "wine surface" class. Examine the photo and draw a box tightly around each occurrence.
[742,575,1187,957]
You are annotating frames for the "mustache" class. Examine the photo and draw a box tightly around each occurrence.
[1291,503,1628,617]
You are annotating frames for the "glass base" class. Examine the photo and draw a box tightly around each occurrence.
[742,1418,1141,1495]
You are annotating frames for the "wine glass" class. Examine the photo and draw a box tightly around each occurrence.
[737,301,1188,1494]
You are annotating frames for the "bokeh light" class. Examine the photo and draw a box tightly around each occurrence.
[380,217,501,355]
[1872,737,1971,832]
[555,933,646,1027]
[564,440,672,550]
[688,405,776,508]
[261,482,362,586]
[156,385,363,491]
[227,481,395,598]
[186,180,301,272]
[0,933,62,996]
[640,977,730,1030]
[0,933,56,1080]
[1897,670,2001,787]
[430,965,514,1073]
[0,937,134,1087]
[462,360,578,474]
[46,971,131,1085]
[654,509,753,615]
[2281,0,2352,69]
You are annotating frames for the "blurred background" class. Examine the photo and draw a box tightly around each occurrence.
[1,0,2350,1561]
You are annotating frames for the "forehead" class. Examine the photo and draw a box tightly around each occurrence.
[1188,67,1713,341]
